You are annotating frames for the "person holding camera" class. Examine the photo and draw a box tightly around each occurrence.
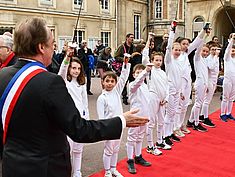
[114,33,135,105]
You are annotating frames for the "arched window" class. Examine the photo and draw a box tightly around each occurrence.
[193,16,204,38]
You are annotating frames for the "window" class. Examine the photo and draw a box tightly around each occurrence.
[100,0,109,10]
[0,27,13,35]
[0,0,16,4]
[155,0,162,19]
[74,0,82,5]
[134,15,140,39]
[101,32,111,47]
[40,0,53,5]
[193,16,204,38]
[73,30,85,44]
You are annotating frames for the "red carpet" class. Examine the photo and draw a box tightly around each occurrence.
[90,108,235,177]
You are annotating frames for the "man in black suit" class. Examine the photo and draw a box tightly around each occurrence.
[0,17,148,177]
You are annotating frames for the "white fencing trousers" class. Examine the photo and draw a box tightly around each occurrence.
[165,91,180,137]
[146,93,166,146]
[103,139,121,170]
[67,137,84,174]
[189,82,207,126]
[201,81,217,118]
[176,81,191,130]
[126,124,147,158]
[221,76,235,115]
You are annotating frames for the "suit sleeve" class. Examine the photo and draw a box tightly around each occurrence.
[45,75,122,143]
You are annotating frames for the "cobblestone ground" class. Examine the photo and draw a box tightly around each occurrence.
[0,77,222,177]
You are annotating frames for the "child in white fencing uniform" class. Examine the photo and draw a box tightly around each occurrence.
[189,40,211,132]
[126,64,152,174]
[163,21,184,146]
[58,47,89,177]
[175,27,207,136]
[146,52,171,156]
[97,59,130,177]
[199,43,220,126]
[220,33,235,122]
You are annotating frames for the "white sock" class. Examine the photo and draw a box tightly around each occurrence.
[135,142,142,157]
[103,154,111,170]
[146,127,154,147]
[227,101,233,115]
[157,124,163,144]
[126,143,134,159]
[110,152,118,168]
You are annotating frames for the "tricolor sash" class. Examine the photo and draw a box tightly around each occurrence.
[0,61,47,144]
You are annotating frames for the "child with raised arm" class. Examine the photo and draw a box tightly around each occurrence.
[58,46,89,177]
[175,26,207,136]
[163,21,184,146]
[220,33,235,122]
[146,52,171,156]
[199,42,220,126]
[126,64,152,174]
[97,57,131,177]
[188,40,211,132]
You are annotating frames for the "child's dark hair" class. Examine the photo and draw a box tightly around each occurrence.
[102,71,118,83]
[206,41,219,49]
[150,51,164,61]
[175,37,191,44]
[67,57,85,85]
[133,64,146,73]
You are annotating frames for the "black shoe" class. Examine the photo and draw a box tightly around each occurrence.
[202,118,215,128]
[87,91,93,95]
[123,99,129,105]
[134,154,151,167]
[164,136,173,146]
[199,115,204,122]
[226,114,235,120]
[193,123,208,132]
[170,134,181,142]
[156,142,171,150]
[187,120,194,128]
[220,114,228,122]
[127,159,136,174]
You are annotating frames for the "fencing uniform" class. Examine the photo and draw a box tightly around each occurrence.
[189,42,209,126]
[201,54,219,118]
[127,70,150,159]
[164,30,184,138]
[97,63,130,173]
[58,60,90,177]
[221,39,235,116]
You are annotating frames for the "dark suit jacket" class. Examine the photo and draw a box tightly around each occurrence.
[0,60,122,177]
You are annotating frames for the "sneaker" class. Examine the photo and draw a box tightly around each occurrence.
[73,171,82,177]
[187,120,194,128]
[170,134,181,142]
[146,146,162,155]
[110,169,123,177]
[134,154,151,167]
[202,118,216,128]
[181,126,191,134]
[199,115,204,122]
[164,136,173,146]
[226,114,235,120]
[156,142,171,150]
[174,130,185,137]
[193,123,208,132]
[220,114,228,122]
[127,159,136,174]
[104,170,112,177]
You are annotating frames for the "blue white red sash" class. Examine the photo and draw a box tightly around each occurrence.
[0,61,46,144]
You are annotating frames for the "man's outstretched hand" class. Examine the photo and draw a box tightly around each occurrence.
[123,109,149,127]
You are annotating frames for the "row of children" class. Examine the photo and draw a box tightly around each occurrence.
[56,20,235,177]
